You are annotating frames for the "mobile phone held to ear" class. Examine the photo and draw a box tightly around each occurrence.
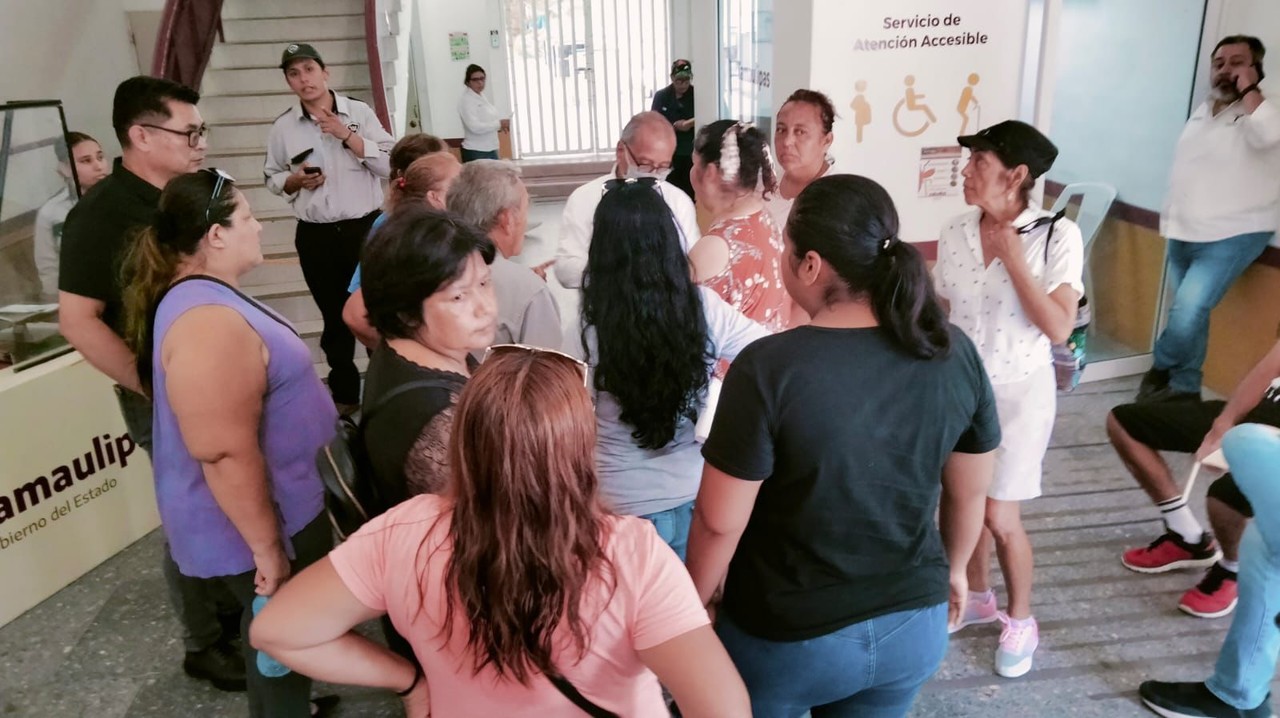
[290,148,315,165]
[303,167,322,175]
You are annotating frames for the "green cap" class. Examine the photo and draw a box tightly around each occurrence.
[280,43,324,70]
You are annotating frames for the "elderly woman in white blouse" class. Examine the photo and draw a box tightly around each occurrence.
[932,120,1083,681]
[457,64,508,162]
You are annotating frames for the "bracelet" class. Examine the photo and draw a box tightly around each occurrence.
[343,130,355,145]
[396,663,424,696]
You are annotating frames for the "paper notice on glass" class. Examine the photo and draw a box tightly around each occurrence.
[918,146,963,198]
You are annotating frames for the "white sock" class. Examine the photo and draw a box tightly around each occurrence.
[1157,499,1204,544]
[1219,559,1240,573]
[969,589,994,602]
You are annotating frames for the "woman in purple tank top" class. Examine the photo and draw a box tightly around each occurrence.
[121,170,339,718]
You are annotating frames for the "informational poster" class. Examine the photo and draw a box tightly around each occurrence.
[0,355,158,627]
[918,146,963,197]
[809,0,1029,241]
[449,32,470,61]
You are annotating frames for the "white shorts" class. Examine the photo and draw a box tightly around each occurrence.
[989,363,1056,502]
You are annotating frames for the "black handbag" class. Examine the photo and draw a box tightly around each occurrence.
[315,378,454,540]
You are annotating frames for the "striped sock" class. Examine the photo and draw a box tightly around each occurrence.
[1156,496,1204,544]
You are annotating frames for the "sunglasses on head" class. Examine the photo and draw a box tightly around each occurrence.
[201,167,237,226]
[601,176,661,196]
[482,343,590,387]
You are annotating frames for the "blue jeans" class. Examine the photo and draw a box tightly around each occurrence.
[717,603,949,718]
[641,500,694,561]
[1207,423,1280,710]
[1154,232,1273,393]
[461,148,499,162]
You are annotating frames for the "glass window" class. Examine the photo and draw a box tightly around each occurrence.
[0,101,78,371]
[718,0,774,135]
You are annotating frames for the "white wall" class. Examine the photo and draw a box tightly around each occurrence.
[413,0,511,139]
[0,0,162,155]
[1214,0,1280,96]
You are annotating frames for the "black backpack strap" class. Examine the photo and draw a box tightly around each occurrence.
[361,378,458,425]
[547,672,620,718]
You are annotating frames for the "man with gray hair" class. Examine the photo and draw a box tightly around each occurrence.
[448,159,562,349]
[554,111,701,289]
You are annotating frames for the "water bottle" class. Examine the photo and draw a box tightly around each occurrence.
[251,595,292,677]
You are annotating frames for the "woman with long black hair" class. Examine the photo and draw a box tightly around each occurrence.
[687,175,999,717]
[566,178,768,559]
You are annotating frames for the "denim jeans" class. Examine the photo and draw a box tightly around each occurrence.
[717,603,949,718]
[1154,232,1273,393]
[1207,423,1280,710]
[640,500,694,561]
[461,148,499,162]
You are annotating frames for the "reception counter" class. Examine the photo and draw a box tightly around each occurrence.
[0,352,158,627]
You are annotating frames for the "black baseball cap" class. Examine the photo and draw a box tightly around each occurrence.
[957,120,1058,178]
[671,59,692,79]
[280,43,324,70]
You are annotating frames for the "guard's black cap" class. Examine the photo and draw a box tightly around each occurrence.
[671,59,692,79]
[280,43,325,70]
[958,120,1058,178]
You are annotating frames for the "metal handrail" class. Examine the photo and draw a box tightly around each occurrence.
[364,0,392,132]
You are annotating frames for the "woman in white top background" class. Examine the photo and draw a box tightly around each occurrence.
[765,89,841,231]
[932,120,1084,681]
[457,64,508,162]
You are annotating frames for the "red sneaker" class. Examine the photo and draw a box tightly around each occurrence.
[1121,530,1221,573]
[1178,563,1238,618]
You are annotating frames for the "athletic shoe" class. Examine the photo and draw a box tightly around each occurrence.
[949,590,999,634]
[1179,563,1239,618]
[995,613,1039,678]
[1123,531,1222,574]
[1135,368,1170,402]
[1139,680,1273,717]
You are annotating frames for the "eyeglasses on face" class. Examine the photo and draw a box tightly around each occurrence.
[468,75,486,83]
[622,142,673,174]
[140,123,209,148]
[201,167,237,226]
[482,343,590,387]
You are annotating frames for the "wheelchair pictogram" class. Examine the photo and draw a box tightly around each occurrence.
[893,75,937,138]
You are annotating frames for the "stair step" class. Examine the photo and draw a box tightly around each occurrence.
[210,39,369,70]
[242,256,301,287]
[204,151,270,182]
[221,15,364,44]
[199,88,381,124]
[517,160,613,180]
[204,63,378,95]
[221,0,363,20]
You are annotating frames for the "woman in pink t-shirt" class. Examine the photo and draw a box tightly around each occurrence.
[250,348,748,717]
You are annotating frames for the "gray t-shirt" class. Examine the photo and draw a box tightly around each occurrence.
[566,286,768,516]
[491,254,562,349]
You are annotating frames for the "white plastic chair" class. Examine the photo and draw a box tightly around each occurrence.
[1050,182,1117,296]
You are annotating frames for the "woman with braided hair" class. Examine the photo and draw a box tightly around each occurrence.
[689,120,795,331]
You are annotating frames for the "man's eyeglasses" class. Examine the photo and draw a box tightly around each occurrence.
[622,142,673,174]
[482,343,590,388]
[201,168,236,226]
[468,75,486,83]
[140,123,208,148]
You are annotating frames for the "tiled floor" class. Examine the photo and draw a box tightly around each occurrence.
[1,202,1267,716]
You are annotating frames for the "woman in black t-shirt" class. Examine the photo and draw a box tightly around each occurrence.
[360,206,497,504]
[686,175,1001,718]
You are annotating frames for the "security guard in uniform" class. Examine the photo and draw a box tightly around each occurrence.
[265,43,395,413]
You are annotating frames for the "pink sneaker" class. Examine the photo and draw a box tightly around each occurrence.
[995,613,1039,678]
[949,590,999,634]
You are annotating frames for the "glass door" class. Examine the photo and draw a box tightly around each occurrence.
[1040,0,1209,379]
[502,0,673,157]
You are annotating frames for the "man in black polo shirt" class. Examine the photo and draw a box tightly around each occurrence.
[58,76,245,691]
[651,59,696,199]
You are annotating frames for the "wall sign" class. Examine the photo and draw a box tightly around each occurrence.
[810,0,1029,241]
[450,32,470,61]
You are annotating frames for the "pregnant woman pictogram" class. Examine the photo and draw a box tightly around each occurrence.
[893,75,937,137]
